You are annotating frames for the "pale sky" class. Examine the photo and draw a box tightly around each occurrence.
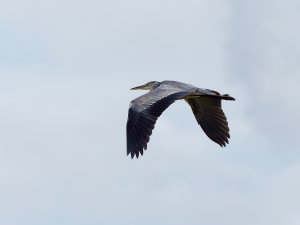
[0,0,300,225]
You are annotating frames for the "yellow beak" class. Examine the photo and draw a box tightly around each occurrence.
[130,84,148,90]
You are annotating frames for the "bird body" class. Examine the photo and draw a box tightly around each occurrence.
[127,80,235,158]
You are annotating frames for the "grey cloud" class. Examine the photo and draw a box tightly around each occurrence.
[0,0,299,225]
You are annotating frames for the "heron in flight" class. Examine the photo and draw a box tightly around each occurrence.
[127,80,235,158]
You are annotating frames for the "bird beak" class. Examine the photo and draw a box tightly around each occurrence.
[130,84,148,90]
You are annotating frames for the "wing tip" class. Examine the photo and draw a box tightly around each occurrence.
[127,147,146,159]
[217,136,230,148]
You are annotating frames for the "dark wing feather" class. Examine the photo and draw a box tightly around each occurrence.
[185,96,231,147]
[127,87,191,158]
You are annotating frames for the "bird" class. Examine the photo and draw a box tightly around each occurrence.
[127,80,235,158]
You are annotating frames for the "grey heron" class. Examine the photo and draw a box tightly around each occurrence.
[127,80,235,158]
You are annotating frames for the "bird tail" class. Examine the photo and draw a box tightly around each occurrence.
[205,93,235,101]
[183,92,235,101]
[219,94,235,101]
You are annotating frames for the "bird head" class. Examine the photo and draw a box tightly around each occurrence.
[130,81,160,90]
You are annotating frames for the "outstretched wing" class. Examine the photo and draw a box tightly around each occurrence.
[185,96,231,147]
[127,85,191,158]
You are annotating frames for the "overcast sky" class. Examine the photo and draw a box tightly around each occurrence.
[0,0,300,225]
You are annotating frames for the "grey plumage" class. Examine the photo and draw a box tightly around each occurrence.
[127,80,235,158]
